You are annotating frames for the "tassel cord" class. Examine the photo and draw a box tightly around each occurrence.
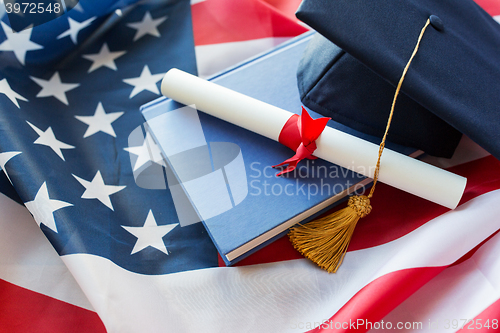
[289,18,433,273]
[369,18,431,199]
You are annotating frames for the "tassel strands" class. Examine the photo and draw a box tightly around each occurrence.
[289,19,432,273]
[289,195,371,273]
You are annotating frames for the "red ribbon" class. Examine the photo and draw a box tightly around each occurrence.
[273,107,330,176]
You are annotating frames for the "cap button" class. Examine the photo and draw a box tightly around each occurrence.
[429,15,444,31]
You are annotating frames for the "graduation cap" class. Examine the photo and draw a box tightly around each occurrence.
[295,0,500,160]
[288,0,500,272]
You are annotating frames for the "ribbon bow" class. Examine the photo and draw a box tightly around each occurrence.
[273,107,330,176]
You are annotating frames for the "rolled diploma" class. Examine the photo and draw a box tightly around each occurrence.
[161,68,466,209]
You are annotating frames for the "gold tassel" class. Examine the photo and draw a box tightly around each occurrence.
[289,195,372,273]
[288,19,432,273]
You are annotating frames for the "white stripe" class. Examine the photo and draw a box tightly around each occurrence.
[0,193,93,310]
[195,37,291,78]
[61,189,500,333]
[375,230,500,332]
[371,188,500,278]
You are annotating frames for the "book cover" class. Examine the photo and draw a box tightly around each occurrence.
[141,32,416,265]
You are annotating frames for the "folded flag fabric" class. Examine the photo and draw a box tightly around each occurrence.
[0,0,142,65]
[0,190,106,333]
[0,0,218,276]
[191,0,308,76]
[0,0,306,331]
[1,0,500,332]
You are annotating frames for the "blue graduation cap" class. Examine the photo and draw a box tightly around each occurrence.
[295,0,500,160]
[288,0,499,273]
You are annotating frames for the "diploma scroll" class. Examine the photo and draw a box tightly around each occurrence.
[161,69,466,209]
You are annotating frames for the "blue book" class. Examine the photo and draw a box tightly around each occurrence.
[141,32,417,265]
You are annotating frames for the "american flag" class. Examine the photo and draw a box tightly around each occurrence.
[1,0,499,332]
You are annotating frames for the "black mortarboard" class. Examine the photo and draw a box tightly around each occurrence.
[295,0,500,160]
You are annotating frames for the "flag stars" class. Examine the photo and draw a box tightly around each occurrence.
[123,65,164,98]
[24,182,73,233]
[75,102,124,138]
[121,210,178,255]
[0,21,43,65]
[57,17,96,44]
[72,171,126,211]
[124,131,165,171]
[82,43,126,73]
[30,72,80,105]
[0,151,22,184]
[126,12,168,42]
[27,121,75,161]
[0,78,28,108]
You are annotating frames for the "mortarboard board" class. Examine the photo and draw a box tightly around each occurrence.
[297,33,463,158]
[295,0,500,160]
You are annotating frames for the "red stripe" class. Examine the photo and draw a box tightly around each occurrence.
[191,0,308,46]
[349,155,500,251]
[308,267,444,332]
[260,0,304,22]
[308,222,500,333]
[456,298,500,332]
[474,0,500,16]
[0,279,106,333]
[231,155,500,267]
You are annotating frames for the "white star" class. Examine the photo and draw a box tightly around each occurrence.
[57,16,96,44]
[124,131,165,171]
[122,65,164,98]
[126,11,167,42]
[0,151,21,183]
[82,43,126,73]
[72,171,126,211]
[27,121,75,161]
[24,182,73,233]
[75,102,124,138]
[30,72,79,105]
[0,21,43,65]
[122,210,178,255]
[0,78,28,108]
